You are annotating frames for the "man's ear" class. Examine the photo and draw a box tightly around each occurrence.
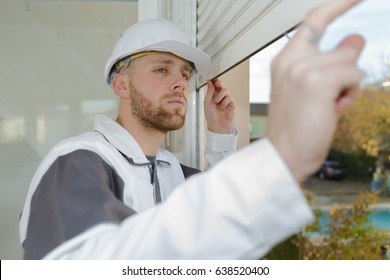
[111,73,130,98]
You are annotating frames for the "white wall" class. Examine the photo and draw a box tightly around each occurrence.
[0,0,138,259]
[219,60,250,150]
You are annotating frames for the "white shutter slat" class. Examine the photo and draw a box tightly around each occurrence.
[196,0,324,87]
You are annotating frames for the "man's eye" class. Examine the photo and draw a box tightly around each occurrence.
[156,68,168,73]
[182,73,190,80]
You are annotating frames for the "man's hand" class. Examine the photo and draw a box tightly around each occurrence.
[204,79,235,134]
[267,0,365,183]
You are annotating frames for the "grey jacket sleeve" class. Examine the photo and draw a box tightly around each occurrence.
[22,149,136,259]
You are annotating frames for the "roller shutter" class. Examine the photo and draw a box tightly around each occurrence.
[196,0,324,86]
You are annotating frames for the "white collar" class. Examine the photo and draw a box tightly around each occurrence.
[94,114,172,165]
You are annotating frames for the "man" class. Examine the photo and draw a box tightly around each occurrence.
[20,18,236,260]
[19,0,364,259]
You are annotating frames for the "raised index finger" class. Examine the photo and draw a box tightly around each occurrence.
[294,0,362,44]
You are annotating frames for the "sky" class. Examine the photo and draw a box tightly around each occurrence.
[250,0,390,103]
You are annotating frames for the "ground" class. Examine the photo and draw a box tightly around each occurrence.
[303,177,390,208]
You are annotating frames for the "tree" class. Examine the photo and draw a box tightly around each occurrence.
[333,88,390,157]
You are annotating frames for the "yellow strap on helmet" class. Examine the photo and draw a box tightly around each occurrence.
[130,51,171,60]
[130,51,195,71]
[117,51,170,71]
[111,51,194,84]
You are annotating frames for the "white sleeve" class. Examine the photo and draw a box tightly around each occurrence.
[45,138,314,260]
[205,127,238,166]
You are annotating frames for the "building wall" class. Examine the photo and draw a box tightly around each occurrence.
[219,61,250,150]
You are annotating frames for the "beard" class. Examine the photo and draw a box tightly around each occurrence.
[128,81,187,133]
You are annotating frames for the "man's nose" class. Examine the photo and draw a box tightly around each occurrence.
[171,72,187,93]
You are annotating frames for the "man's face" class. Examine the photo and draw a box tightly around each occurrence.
[123,53,192,133]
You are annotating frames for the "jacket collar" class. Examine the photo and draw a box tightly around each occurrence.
[94,114,171,165]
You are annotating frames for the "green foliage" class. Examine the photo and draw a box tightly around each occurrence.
[327,149,376,180]
[297,191,389,260]
[262,236,300,260]
[261,191,389,260]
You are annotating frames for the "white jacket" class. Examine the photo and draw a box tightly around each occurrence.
[19,114,313,259]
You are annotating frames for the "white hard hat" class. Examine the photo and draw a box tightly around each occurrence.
[104,18,211,85]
